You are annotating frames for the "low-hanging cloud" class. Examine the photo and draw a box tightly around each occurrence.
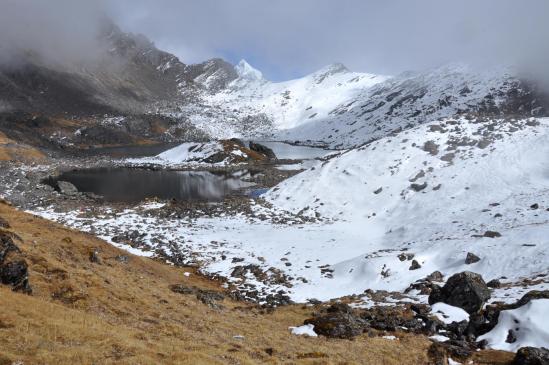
[2,0,549,81]
[107,0,549,80]
[0,0,107,67]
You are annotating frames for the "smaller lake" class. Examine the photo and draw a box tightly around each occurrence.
[45,168,255,203]
[254,141,331,160]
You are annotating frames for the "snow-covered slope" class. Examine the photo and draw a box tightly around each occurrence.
[165,62,548,148]
[205,61,388,131]
[266,116,549,296]
[163,60,389,139]
[276,65,547,148]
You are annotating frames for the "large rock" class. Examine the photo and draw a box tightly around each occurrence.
[249,142,277,160]
[57,181,79,196]
[513,347,549,365]
[304,303,366,339]
[428,271,490,314]
[0,232,31,294]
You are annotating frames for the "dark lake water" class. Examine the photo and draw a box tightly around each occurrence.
[45,168,255,203]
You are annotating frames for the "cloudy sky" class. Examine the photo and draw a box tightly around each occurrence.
[2,0,549,81]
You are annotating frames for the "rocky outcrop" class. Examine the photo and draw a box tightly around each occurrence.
[57,181,79,196]
[428,271,491,314]
[304,303,366,339]
[0,231,31,294]
[169,284,225,308]
[513,347,549,365]
[249,142,277,160]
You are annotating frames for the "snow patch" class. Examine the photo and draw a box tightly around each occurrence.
[478,299,549,352]
[289,324,318,337]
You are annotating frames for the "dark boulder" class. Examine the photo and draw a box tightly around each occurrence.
[57,181,79,196]
[513,347,549,365]
[465,252,481,264]
[410,182,428,192]
[427,271,444,282]
[409,259,422,270]
[483,231,502,238]
[486,279,501,288]
[428,271,491,314]
[304,303,366,339]
[0,232,31,294]
[249,142,277,160]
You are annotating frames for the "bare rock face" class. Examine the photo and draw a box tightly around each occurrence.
[428,271,490,314]
[0,231,31,294]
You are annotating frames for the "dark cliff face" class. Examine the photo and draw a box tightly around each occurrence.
[0,19,237,117]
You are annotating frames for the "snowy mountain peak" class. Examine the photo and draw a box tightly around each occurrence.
[235,59,265,81]
[316,62,349,75]
[311,63,350,84]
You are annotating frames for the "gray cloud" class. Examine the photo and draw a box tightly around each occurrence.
[2,0,549,80]
[0,0,106,67]
[106,0,549,79]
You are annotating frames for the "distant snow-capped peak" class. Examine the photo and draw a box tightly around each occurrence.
[234,59,265,81]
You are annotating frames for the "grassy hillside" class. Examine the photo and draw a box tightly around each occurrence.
[0,200,440,364]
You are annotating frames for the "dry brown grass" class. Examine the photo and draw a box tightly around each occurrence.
[0,202,512,365]
[0,131,46,162]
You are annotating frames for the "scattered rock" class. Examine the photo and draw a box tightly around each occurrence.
[428,271,491,314]
[196,290,225,308]
[486,279,501,288]
[506,329,517,344]
[513,347,549,365]
[398,252,414,261]
[169,284,194,295]
[115,255,129,264]
[169,284,225,308]
[410,182,428,192]
[427,271,444,282]
[409,260,422,270]
[530,203,539,210]
[465,252,481,265]
[304,303,366,339]
[483,231,502,238]
[423,140,439,155]
[409,170,425,182]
